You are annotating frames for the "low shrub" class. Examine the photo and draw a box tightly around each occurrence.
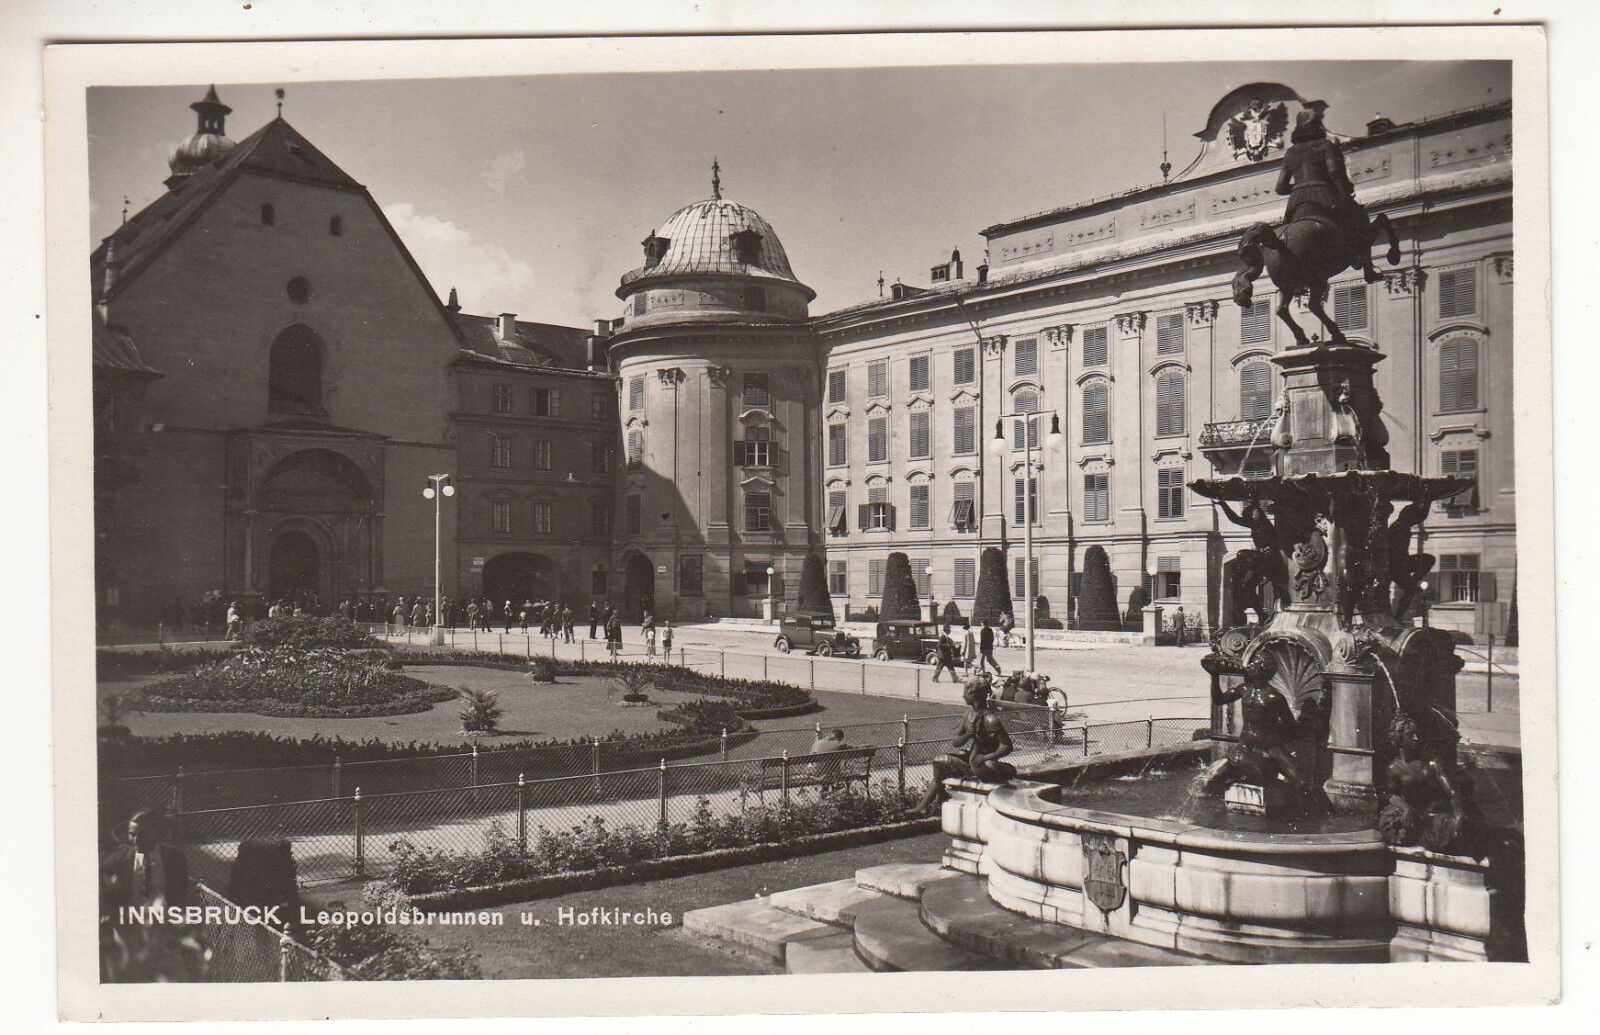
[126,646,449,718]
[385,783,925,896]
[304,890,481,980]
[238,615,386,651]
[457,688,503,733]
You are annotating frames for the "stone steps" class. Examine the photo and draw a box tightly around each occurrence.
[683,860,1212,974]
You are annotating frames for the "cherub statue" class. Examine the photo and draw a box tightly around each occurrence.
[1216,498,1285,620]
[1377,713,1478,853]
[1196,652,1314,802]
[914,675,1017,814]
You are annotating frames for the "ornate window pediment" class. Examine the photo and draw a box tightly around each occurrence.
[624,414,648,429]
[737,408,776,428]
[863,399,893,416]
[949,388,979,406]
[1149,359,1191,377]
[1150,445,1193,463]
[739,472,776,488]
[1077,453,1114,470]
[1427,322,1490,343]
[864,473,891,488]
[1075,369,1113,386]
[905,469,932,484]
[906,395,935,412]
[948,465,979,480]
[824,404,850,421]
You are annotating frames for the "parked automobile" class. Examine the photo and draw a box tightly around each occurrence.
[773,613,861,657]
[870,621,945,664]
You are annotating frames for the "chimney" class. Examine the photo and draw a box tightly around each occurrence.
[586,336,608,372]
[593,318,610,336]
[446,287,461,313]
[951,248,964,281]
[497,313,517,340]
[1366,112,1397,136]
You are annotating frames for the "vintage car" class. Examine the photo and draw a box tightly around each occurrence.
[773,613,861,657]
[870,620,946,664]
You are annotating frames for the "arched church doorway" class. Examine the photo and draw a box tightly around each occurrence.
[482,553,558,606]
[622,551,654,620]
[269,530,323,607]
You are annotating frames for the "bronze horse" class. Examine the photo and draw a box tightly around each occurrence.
[1232,213,1403,346]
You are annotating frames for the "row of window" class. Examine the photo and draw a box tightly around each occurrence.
[486,499,612,537]
[490,383,604,419]
[487,433,613,474]
[624,371,776,413]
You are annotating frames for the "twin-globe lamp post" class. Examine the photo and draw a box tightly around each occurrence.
[422,474,455,646]
[992,409,1062,673]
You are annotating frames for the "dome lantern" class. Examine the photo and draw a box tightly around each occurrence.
[165,85,237,189]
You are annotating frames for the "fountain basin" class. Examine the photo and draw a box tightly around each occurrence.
[941,758,1504,964]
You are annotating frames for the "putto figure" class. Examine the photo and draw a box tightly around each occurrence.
[1195,652,1315,804]
[915,676,1017,814]
[1377,713,1478,853]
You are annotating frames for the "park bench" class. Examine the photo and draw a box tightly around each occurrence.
[739,746,875,808]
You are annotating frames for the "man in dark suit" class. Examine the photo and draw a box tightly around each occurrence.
[100,810,195,981]
[978,620,1002,675]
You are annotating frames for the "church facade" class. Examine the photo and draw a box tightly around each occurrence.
[92,83,1516,641]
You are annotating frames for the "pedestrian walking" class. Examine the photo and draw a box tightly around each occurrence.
[561,605,575,643]
[642,611,657,657]
[588,602,600,639]
[932,626,961,682]
[519,601,530,634]
[502,600,515,634]
[606,612,622,658]
[225,601,242,640]
[1171,606,1187,647]
[961,623,977,674]
[410,599,425,629]
[979,620,1002,675]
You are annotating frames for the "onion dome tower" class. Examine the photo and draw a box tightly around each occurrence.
[165,85,237,189]
[600,162,823,620]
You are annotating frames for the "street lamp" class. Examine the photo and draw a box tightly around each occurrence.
[764,565,777,622]
[925,563,936,624]
[422,474,455,645]
[992,408,1063,671]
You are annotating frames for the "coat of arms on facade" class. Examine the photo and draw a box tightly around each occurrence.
[1081,832,1128,913]
[1226,99,1290,162]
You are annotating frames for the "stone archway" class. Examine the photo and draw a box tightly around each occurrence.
[482,552,558,607]
[253,449,375,609]
[622,550,655,620]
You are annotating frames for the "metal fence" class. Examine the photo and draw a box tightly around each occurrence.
[104,703,1062,816]
[137,717,1204,887]
[189,882,354,982]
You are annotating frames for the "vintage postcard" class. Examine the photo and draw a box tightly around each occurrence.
[45,26,1557,1021]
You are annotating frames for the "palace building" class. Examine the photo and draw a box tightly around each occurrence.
[92,83,1515,641]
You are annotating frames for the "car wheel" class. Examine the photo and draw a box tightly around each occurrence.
[873,647,891,661]
[924,651,941,666]
[817,643,835,657]
[774,637,791,653]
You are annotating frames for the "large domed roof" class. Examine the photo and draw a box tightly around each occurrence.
[621,197,809,293]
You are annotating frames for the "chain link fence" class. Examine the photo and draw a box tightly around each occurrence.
[135,716,1204,887]
[188,883,354,982]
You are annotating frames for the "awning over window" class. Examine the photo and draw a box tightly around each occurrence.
[827,505,847,533]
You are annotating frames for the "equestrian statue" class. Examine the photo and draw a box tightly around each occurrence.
[1232,108,1403,346]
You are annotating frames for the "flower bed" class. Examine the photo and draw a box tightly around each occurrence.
[385,786,928,898]
[125,647,450,718]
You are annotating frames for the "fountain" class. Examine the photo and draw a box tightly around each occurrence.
[685,108,1523,969]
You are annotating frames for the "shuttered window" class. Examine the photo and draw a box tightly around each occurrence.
[628,375,644,411]
[1157,468,1185,519]
[1440,448,1481,513]
[953,406,976,454]
[954,347,976,385]
[909,355,931,393]
[909,483,930,528]
[744,491,772,532]
[1012,389,1039,449]
[951,480,976,531]
[1333,285,1368,331]
[827,422,847,466]
[1438,338,1480,413]
[828,560,847,595]
[1082,381,1109,444]
[868,559,885,596]
[743,372,771,409]
[909,411,931,458]
[1438,268,1478,319]
[1014,337,1038,377]
[868,360,887,398]
[1438,554,1482,603]
[1082,325,1108,367]
[827,489,848,535]
[1013,476,1038,525]
[912,558,931,598]
[1155,369,1186,437]
[1014,557,1040,601]
[626,430,643,466]
[1084,472,1110,522]
[827,368,846,403]
[862,485,892,530]
[954,558,977,598]
[1156,312,1185,355]
[867,417,887,462]
[1241,297,1272,344]
[1239,360,1273,421]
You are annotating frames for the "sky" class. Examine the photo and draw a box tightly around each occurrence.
[87,60,1509,329]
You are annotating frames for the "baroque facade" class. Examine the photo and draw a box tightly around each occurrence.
[91,83,1515,639]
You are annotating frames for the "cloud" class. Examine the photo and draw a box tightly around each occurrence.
[383,202,534,314]
[480,149,527,196]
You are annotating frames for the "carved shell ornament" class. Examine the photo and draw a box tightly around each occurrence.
[1248,636,1326,717]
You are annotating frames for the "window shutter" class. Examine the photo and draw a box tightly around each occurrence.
[1439,268,1478,319]
[1082,326,1108,367]
[548,388,560,416]
[1156,312,1185,354]
[1156,370,1185,437]
[1241,298,1272,343]
[1083,382,1108,443]
[1477,571,1498,602]
[1333,285,1368,331]
[886,505,897,531]
[858,504,870,529]
[1239,361,1272,420]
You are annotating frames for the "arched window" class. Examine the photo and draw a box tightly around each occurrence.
[1082,380,1109,444]
[268,325,325,415]
[1155,369,1186,437]
[329,215,343,237]
[1012,387,1039,449]
[260,203,275,226]
[1438,338,1480,413]
[286,276,311,305]
[1239,360,1273,421]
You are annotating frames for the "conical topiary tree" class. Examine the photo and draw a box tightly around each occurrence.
[879,552,923,620]
[1126,584,1150,623]
[971,546,1012,625]
[1078,545,1119,630]
[796,553,834,619]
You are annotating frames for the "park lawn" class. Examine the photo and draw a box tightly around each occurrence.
[321,831,950,980]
